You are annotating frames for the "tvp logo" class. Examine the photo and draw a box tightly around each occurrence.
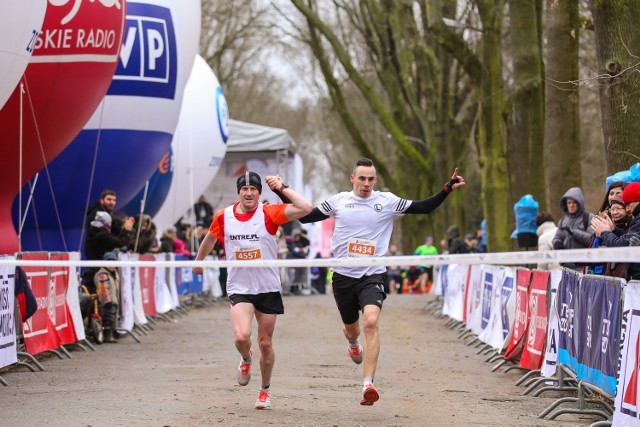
[109,3,177,99]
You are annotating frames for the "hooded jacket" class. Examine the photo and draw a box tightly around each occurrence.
[552,187,594,250]
[536,221,560,270]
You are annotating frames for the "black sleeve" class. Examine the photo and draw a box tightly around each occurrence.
[298,207,330,224]
[404,189,450,214]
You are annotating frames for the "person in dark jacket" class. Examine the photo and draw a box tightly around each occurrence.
[591,182,640,281]
[84,211,134,261]
[446,225,469,254]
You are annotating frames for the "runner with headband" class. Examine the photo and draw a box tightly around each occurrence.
[193,171,312,410]
[298,158,465,405]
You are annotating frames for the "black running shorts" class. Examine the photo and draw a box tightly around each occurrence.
[331,272,387,325]
[228,291,284,315]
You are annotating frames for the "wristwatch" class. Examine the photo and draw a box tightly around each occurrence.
[280,182,289,191]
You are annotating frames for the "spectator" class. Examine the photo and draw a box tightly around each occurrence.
[591,182,640,281]
[552,187,594,271]
[189,220,207,254]
[93,251,121,343]
[603,195,632,277]
[475,220,487,253]
[310,253,328,294]
[194,195,214,226]
[174,238,192,258]
[413,236,438,293]
[288,229,310,293]
[385,243,403,294]
[598,181,626,216]
[446,225,469,254]
[160,226,177,253]
[130,214,160,254]
[535,212,559,270]
[84,211,134,261]
[86,188,127,236]
[464,233,479,253]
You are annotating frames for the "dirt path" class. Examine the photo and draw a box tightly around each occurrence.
[2,294,602,426]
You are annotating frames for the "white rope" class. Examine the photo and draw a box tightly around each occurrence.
[5,246,640,268]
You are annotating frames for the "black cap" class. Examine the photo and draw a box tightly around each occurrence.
[236,171,262,194]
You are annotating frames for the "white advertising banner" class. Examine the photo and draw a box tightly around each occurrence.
[154,254,174,314]
[541,268,562,378]
[66,252,85,341]
[466,264,485,335]
[0,263,17,368]
[119,254,135,332]
[204,255,222,298]
[132,255,149,326]
[613,280,640,426]
[442,264,466,322]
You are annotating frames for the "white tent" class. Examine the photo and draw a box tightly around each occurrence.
[201,119,302,213]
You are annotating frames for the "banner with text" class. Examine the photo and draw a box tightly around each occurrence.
[504,268,531,360]
[613,280,640,426]
[520,270,550,370]
[576,275,623,396]
[0,263,16,368]
[557,269,581,374]
[541,269,562,378]
[21,253,61,355]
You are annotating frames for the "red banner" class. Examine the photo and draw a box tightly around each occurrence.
[49,253,77,345]
[504,269,531,360]
[21,253,61,355]
[139,255,157,317]
[519,270,550,370]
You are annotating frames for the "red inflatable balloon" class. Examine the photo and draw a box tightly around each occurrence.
[0,0,126,254]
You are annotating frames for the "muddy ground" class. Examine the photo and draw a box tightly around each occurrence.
[1,293,604,426]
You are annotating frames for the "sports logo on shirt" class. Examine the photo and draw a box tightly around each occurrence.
[374,204,383,212]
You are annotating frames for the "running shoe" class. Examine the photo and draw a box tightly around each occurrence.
[255,390,271,410]
[347,344,363,364]
[360,383,379,406]
[237,350,252,386]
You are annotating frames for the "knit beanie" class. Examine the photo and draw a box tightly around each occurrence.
[236,171,262,193]
[622,182,640,204]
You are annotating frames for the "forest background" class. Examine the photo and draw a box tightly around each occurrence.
[200,0,640,253]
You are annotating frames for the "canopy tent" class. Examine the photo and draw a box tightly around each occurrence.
[198,119,303,220]
[226,119,296,153]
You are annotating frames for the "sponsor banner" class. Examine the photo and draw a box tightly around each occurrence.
[0,263,17,368]
[165,253,180,308]
[504,268,531,360]
[119,253,135,332]
[519,270,550,370]
[576,275,623,396]
[614,280,640,425]
[480,267,516,350]
[558,269,581,374]
[174,254,203,294]
[139,254,157,317]
[466,264,485,335]
[131,254,148,326]
[434,264,448,298]
[442,264,466,322]
[21,253,61,355]
[478,265,503,344]
[49,253,77,345]
[541,269,562,378]
[154,253,174,313]
[65,252,85,341]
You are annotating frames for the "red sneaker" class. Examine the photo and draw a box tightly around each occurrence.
[360,383,379,406]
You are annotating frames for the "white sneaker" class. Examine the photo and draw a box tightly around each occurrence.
[255,390,271,410]
[347,344,363,364]
[237,350,252,386]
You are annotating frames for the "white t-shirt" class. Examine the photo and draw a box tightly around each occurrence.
[319,191,411,278]
[224,203,281,295]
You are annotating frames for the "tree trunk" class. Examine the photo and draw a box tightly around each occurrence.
[544,0,581,220]
[508,0,546,211]
[591,0,640,172]
[477,1,512,252]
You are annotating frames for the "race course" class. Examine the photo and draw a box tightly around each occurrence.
[1,293,601,426]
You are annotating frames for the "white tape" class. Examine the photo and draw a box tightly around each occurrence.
[4,246,639,269]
